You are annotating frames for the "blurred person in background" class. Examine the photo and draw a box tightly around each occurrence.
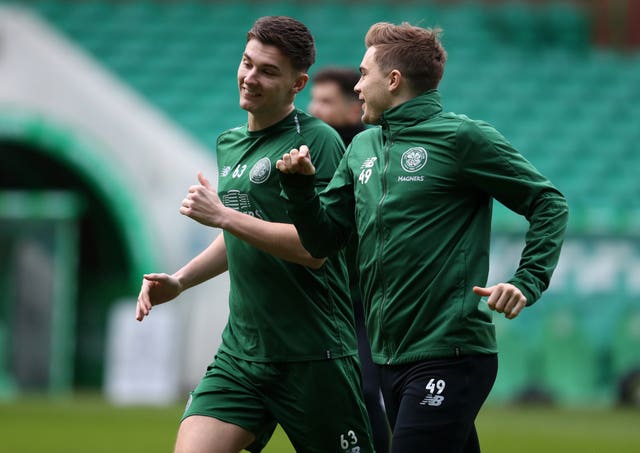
[309,66,390,453]
[278,21,569,453]
[309,67,366,146]
[136,16,374,453]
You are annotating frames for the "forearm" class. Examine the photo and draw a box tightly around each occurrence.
[173,234,229,292]
[280,173,353,258]
[218,204,326,269]
[509,191,569,305]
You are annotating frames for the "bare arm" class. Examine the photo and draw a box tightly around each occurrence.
[136,234,228,321]
[180,172,325,269]
[174,232,229,290]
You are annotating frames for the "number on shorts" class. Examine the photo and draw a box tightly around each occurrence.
[426,378,446,394]
[340,430,359,451]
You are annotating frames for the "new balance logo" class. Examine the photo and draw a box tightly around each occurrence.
[420,394,445,406]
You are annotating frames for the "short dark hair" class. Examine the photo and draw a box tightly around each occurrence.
[247,16,316,72]
[365,22,447,93]
[313,67,360,101]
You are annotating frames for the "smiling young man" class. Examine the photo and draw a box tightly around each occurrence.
[136,16,373,453]
[278,22,569,452]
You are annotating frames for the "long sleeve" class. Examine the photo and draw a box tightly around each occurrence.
[458,119,569,305]
[280,153,356,258]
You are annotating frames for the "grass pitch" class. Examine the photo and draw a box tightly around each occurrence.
[1,395,639,452]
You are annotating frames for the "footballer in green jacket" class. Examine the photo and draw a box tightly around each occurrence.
[279,21,568,453]
[282,90,568,365]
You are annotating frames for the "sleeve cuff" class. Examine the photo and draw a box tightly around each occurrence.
[279,172,317,203]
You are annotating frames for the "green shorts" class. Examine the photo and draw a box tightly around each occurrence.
[182,350,374,453]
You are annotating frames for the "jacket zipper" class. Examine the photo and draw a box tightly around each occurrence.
[378,123,392,364]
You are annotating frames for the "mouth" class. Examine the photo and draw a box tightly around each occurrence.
[242,86,260,99]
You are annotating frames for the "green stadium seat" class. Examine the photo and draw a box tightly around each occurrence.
[537,303,602,404]
[490,311,542,403]
[610,301,640,384]
[541,1,590,50]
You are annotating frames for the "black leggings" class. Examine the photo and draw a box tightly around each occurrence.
[379,354,497,453]
[354,296,390,453]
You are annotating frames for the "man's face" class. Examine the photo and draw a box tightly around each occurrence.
[308,81,355,128]
[237,39,304,120]
[354,47,392,125]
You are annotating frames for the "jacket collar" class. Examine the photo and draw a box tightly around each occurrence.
[380,89,443,137]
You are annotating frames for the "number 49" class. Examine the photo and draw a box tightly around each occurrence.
[358,168,372,184]
[426,378,445,394]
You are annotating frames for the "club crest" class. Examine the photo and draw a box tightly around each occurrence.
[401,147,428,173]
[249,157,272,184]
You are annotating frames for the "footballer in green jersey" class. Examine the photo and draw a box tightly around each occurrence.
[137,16,374,453]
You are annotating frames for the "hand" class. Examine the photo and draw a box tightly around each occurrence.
[136,273,182,321]
[276,145,316,175]
[473,283,526,320]
[180,172,227,227]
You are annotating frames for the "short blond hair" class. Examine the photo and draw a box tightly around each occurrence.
[365,22,447,93]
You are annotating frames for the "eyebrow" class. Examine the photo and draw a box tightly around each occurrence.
[243,52,281,73]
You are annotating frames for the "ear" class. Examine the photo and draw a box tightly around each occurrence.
[388,69,402,92]
[292,73,309,94]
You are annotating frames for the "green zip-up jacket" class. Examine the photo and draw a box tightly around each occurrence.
[281,90,569,365]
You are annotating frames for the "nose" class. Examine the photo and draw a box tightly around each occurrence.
[353,79,362,94]
[243,67,258,85]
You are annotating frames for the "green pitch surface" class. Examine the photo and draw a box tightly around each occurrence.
[1,396,639,452]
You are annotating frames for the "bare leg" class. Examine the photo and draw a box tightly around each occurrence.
[174,415,256,453]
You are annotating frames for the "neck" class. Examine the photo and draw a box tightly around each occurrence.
[389,91,416,110]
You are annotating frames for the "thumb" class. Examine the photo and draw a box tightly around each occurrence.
[198,172,212,190]
[473,285,493,297]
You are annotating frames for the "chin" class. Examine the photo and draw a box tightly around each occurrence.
[361,107,378,125]
[362,114,378,125]
[239,99,255,112]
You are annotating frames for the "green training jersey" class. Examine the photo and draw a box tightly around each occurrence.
[215,109,356,362]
